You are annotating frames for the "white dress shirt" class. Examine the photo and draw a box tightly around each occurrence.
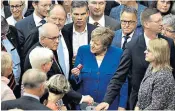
[7,16,25,26]
[89,14,105,27]
[33,12,43,26]
[144,33,151,47]
[57,32,70,79]
[73,25,88,55]
[121,31,134,48]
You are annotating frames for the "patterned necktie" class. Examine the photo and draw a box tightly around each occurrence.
[94,22,99,26]
[122,36,130,50]
[40,19,46,25]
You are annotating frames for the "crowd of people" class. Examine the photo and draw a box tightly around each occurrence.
[1,0,175,110]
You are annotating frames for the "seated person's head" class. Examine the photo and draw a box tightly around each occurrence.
[29,47,54,73]
[46,74,70,100]
[1,51,13,78]
[22,69,47,97]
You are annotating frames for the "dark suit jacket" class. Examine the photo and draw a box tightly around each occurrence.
[4,6,11,19]
[1,96,50,110]
[105,1,120,16]
[111,27,143,48]
[103,34,175,109]
[23,42,82,107]
[15,14,36,48]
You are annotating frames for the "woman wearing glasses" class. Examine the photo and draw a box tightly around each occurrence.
[7,0,25,26]
[135,38,175,110]
[162,14,175,44]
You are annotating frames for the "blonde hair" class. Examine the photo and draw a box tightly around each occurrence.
[91,27,114,49]
[149,38,172,71]
[1,51,12,76]
[46,74,70,95]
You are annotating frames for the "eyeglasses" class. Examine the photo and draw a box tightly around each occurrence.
[10,4,23,10]
[121,20,136,25]
[162,27,175,34]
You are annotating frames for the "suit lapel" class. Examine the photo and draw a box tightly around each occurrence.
[137,34,149,68]
[87,23,92,43]
[28,15,36,32]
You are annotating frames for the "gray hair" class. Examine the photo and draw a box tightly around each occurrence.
[46,74,70,94]
[120,6,138,19]
[29,47,54,69]
[71,1,88,12]
[22,69,47,89]
[162,14,175,31]
[1,51,12,76]
[91,27,114,49]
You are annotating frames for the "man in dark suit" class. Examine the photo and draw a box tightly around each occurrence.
[1,69,50,110]
[88,0,120,31]
[64,1,96,59]
[15,0,52,54]
[23,23,94,109]
[22,4,73,79]
[96,8,175,110]
[112,6,143,49]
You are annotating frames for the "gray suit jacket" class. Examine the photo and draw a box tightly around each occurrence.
[104,15,120,31]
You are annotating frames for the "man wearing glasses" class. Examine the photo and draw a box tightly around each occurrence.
[7,0,25,26]
[96,8,175,110]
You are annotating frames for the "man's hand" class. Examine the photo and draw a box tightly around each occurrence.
[95,102,109,111]
[118,107,125,111]
[82,95,94,104]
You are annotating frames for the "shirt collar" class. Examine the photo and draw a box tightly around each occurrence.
[89,14,105,27]
[144,33,151,47]
[1,76,10,84]
[122,31,135,38]
[23,93,40,100]
[73,24,87,34]
[33,11,43,26]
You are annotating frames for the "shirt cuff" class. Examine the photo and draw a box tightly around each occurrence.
[79,95,84,104]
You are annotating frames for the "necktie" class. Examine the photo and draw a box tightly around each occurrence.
[94,22,99,26]
[122,36,130,50]
[57,40,67,78]
[40,19,46,25]
[8,74,16,91]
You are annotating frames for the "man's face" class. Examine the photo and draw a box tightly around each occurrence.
[88,0,106,17]
[147,13,162,34]
[71,6,89,27]
[33,0,52,17]
[47,7,66,30]
[9,0,24,19]
[41,28,60,51]
[162,25,175,40]
[120,12,137,35]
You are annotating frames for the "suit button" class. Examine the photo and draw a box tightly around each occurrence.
[97,72,100,74]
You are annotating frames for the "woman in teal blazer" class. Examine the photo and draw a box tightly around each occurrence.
[71,27,128,110]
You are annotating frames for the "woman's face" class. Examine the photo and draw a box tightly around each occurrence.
[144,47,155,63]
[157,0,171,13]
[90,39,105,54]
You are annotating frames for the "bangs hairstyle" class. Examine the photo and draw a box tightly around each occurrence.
[149,38,172,71]
[46,74,70,95]
[91,27,114,48]
[1,51,12,76]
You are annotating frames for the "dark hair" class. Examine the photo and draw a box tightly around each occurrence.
[71,1,88,12]
[141,8,160,26]
[120,6,138,18]
[32,0,39,4]
[150,1,173,15]
[1,16,9,34]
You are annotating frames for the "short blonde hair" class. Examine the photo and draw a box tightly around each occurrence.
[29,47,53,69]
[91,27,114,49]
[1,51,12,76]
[149,38,172,71]
[46,74,70,95]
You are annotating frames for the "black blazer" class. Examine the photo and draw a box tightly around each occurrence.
[1,96,50,110]
[4,6,11,19]
[103,34,175,108]
[15,14,36,48]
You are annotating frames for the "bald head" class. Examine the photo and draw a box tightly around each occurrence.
[47,4,66,30]
[39,23,60,51]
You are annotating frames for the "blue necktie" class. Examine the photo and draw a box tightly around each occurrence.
[57,40,67,77]
[40,19,46,24]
